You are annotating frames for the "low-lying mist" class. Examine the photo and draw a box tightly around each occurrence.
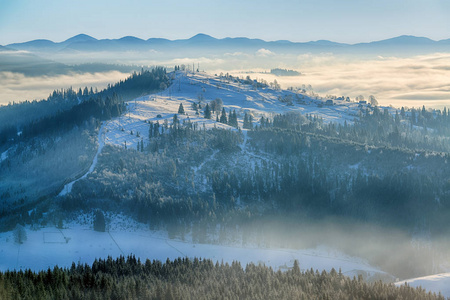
[132,50,450,109]
[2,50,449,109]
[222,52,450,109]
[237,216,449,280]
[0,70,131,106]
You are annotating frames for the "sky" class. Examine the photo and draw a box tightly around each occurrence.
[0,0,449,45]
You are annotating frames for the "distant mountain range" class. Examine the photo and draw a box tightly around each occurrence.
[4,33,450,55]
[1,33,449,76]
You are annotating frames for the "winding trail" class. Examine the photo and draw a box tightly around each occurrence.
[58,124,105,196]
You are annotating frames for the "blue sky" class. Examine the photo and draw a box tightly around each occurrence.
[0,0,449,45]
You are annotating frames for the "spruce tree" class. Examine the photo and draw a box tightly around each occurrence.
[178,103,185,114]
[243,112,253,129]
[220,108,228,124]
[228,110,238,128]
[204,104,211,119]
[243,112,249,129]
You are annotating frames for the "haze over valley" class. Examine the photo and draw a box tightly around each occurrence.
[2,34,450,109]
[1,1,450,298]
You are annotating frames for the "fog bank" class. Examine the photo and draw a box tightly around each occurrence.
[0,71,130,106]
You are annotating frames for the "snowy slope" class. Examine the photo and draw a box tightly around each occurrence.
[0,215,391,283]
[103,71,381,150]
[396,273,450,298]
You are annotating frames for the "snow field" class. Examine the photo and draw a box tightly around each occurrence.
[103,72,376,150]
[0,214,389,284]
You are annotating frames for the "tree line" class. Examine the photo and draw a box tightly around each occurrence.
[0,67,169,146]
[0,256,444,300]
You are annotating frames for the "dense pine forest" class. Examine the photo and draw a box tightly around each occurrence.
[0,256,444,300]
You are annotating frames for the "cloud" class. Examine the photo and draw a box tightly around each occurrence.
[233,53,450,109]
[224,52,249,57]
[256,48,275,57]
[0,71,130,106]
[0,50,31,55]
[2,51,450,109]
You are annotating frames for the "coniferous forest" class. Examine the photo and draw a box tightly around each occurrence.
[0,256,445,300]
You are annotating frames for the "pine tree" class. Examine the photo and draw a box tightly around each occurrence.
[178,103,185,114]
[229,110,238,128]
[243,112,253,129]
[243,112,249,129]
[219,108,228,124]
[204,104,211,119]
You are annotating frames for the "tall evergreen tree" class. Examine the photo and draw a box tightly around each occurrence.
[229,110,238,128]
[220,108,228,124]
[243,112,249,129]
[204,104,211,119]
[243,112,253,129]
[178,103,185,114]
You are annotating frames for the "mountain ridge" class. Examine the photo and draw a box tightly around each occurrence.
[5,33,449,50]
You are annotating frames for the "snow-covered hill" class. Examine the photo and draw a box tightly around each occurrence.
[103,71,376,150]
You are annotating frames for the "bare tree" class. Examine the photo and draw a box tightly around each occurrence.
[14,224,27,244]
[369,95,378,106]
[356,95,365,102]
[210,98,223,114]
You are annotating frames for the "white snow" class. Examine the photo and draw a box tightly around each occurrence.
[396,273,450,297]
[1,148,10,162]
[102,72,376,150]
[58,124,105,196]
[0,216,389,283]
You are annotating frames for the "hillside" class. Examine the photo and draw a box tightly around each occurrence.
[101,71,361,151]
[3,69,450,296]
